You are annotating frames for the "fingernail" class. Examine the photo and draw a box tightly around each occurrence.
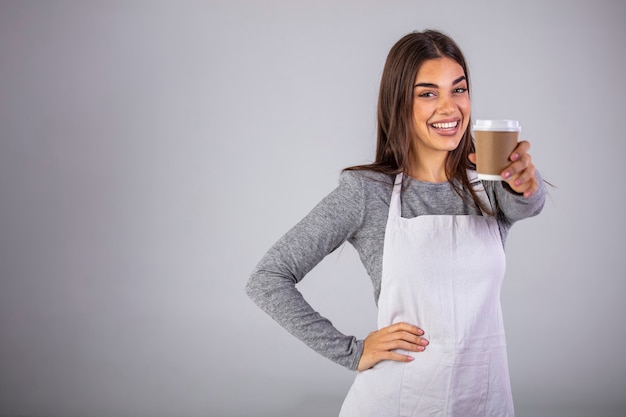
[407,356,415,361]
[511,153,519,161]
[514,179,521,186]
[416,346,425,351]
[503,171,511,179]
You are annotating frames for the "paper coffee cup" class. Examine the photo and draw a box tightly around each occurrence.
[472,120,521,181]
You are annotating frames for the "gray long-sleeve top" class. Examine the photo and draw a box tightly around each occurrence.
[246,170,546,371]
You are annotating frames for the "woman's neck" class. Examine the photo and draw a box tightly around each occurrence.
[409,152,448,183]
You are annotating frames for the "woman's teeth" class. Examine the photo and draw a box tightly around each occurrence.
[431,121,458,129]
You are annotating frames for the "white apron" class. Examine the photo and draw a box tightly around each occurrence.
[339,173,514,417]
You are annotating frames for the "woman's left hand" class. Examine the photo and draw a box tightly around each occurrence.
[469,140,539,198]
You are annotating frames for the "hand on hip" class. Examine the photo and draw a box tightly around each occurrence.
[357,322,429,371]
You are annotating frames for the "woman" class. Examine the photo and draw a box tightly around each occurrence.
[246,30,545,417]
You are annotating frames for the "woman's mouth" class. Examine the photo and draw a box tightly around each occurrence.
[431,121,459,130]
[430,120,460,136]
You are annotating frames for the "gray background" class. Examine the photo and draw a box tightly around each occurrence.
[1,0,625,416]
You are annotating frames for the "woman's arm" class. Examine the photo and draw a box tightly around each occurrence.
[245,171,366,370]
[494,169,546,224]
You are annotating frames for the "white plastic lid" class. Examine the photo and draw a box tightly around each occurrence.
[472,119,521,132]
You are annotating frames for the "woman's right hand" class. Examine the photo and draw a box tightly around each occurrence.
[356,322,429,371]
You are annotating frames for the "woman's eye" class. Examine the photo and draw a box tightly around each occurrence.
[454,87,468,94]
[418,91,436,98]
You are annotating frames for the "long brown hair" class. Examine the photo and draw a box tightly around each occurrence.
[346,30,492,214]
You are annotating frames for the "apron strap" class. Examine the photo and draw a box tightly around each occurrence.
[389,173,403,219]
[468,170,495,216]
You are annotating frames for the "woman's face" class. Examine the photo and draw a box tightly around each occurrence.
[411,57,470,159]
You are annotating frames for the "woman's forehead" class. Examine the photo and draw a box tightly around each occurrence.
[414,57,466,84]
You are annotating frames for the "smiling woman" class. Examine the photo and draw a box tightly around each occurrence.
[246,29,546,417]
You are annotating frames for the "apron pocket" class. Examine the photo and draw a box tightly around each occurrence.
[446,351,490,417]
[399,350,490,417]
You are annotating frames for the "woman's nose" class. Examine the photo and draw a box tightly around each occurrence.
[437,95,454,114]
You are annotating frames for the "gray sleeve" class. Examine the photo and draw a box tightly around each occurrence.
[245,171,366,370]
[493,170,547,226]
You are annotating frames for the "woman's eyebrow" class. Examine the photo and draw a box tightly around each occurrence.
[453,75,467,85]
[414,75,467,88]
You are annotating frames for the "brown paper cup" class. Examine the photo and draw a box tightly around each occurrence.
[473,120,521,181]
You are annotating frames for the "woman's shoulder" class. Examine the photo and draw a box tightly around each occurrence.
[339,169,395,189]
[335,169,394,232]
[337,169,396,212]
